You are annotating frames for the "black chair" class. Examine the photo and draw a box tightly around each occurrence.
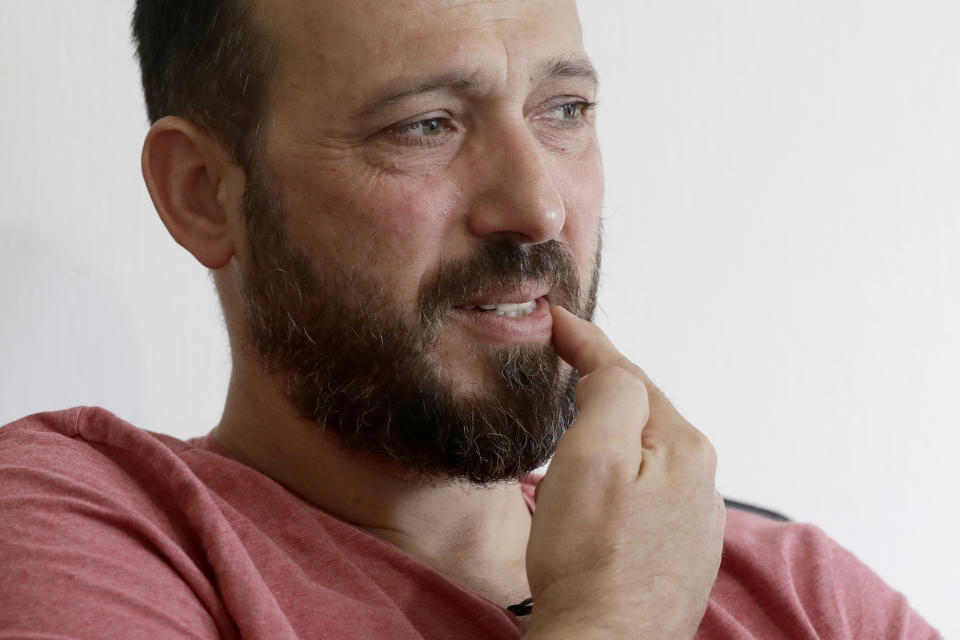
[723,498,790,522]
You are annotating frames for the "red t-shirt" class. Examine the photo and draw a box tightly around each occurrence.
[0,407,941,639]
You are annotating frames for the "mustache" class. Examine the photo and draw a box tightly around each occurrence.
[418,239,581,322]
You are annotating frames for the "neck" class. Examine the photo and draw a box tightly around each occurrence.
[212,368,533,607]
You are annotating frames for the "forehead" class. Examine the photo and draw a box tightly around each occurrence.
[255,0,587,103]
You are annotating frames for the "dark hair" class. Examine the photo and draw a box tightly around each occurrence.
[131,0,275,169]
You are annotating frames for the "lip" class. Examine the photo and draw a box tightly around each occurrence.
[449,296,553,344]
[458,286,551,308]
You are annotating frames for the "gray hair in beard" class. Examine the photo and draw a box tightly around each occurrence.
[239,169,600,485]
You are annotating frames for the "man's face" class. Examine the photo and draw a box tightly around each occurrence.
[236,0,604,483]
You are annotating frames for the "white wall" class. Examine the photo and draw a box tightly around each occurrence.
[1,1,956,635]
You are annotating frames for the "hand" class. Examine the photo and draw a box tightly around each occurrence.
[523,307,725,639]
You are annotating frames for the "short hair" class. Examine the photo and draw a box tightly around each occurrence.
[131,0,275,169]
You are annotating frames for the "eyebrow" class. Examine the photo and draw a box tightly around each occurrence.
[354,55,599,119]
[355,71,493,119]
[537,56,600,92]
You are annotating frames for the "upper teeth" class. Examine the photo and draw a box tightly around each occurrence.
[462,301,537,318]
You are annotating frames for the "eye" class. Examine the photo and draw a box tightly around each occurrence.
[558,103,583,119]
[391,117,452,144]
[541,100,597,125]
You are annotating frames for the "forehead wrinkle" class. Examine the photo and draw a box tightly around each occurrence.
[258,0,589,128]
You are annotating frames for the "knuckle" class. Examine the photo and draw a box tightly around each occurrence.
[699,436,719,469]
[612,355,640,375]
[685,428,716,460]
[589,365,646,395]
[668,427,718,475]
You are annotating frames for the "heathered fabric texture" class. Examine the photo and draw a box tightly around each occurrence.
[0,407,941,639]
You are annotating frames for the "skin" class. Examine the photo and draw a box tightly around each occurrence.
[142,0,724,633]
[252,0,603,390]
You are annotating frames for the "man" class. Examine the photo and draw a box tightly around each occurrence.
[0,0,940,638]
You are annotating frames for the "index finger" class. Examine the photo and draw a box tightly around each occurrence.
[550,306,670,411]
[550,305,628,375]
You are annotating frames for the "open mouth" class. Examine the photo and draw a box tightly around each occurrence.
[449,295,553,342]
[457,300,538,318]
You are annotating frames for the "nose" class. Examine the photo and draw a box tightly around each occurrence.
[465,126,566,244]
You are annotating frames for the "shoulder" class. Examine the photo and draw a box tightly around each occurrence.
[723,506,825,557]
[0,406,205,502]
[0,405,221,547]
[711,508,942,638]
[1,405,193,455]
[0,407,229,638]
[721,507,878,586]
[719,507,843,599]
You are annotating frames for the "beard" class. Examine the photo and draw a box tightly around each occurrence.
[238,170,600,485]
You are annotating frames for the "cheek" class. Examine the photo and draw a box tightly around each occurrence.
[556,145,604,272]
[279,157,456,249]
[359,176,461,270]
[268,145,466,302]
[369,182,454,251]
[314,172,464,301]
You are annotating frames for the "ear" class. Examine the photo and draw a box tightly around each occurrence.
[141,116,243,269]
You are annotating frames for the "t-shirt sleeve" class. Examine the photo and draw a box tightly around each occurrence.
[715,510,943,639]
[819,527,942,639]
[0,413,223,640]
